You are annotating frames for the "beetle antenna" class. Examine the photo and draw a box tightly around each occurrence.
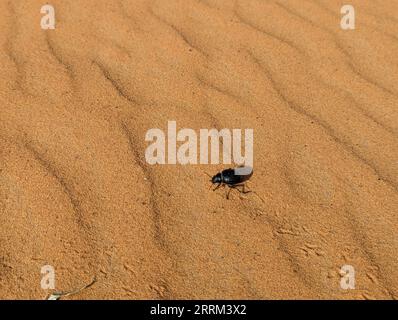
[203,172,213,189]
[204,171,212,178]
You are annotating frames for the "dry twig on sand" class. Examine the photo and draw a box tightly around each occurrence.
[47,277,97,300]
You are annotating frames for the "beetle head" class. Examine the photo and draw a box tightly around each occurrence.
[211,173,222,184]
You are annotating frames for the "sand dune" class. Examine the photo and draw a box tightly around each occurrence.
[0,0,397,299]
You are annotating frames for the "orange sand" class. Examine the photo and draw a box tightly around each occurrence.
[0,0,397,299]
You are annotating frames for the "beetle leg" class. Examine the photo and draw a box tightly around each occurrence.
[238,184,252,199]
[238,184,265,203]
[226,186,232,199]
[213,183,222,191]
[232,183,251,194]
[227,184,252,200]
[241,184,252,194]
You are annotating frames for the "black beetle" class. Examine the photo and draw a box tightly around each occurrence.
[208,166,253,199]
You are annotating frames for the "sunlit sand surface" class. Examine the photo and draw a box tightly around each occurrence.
[0,0,397,299]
